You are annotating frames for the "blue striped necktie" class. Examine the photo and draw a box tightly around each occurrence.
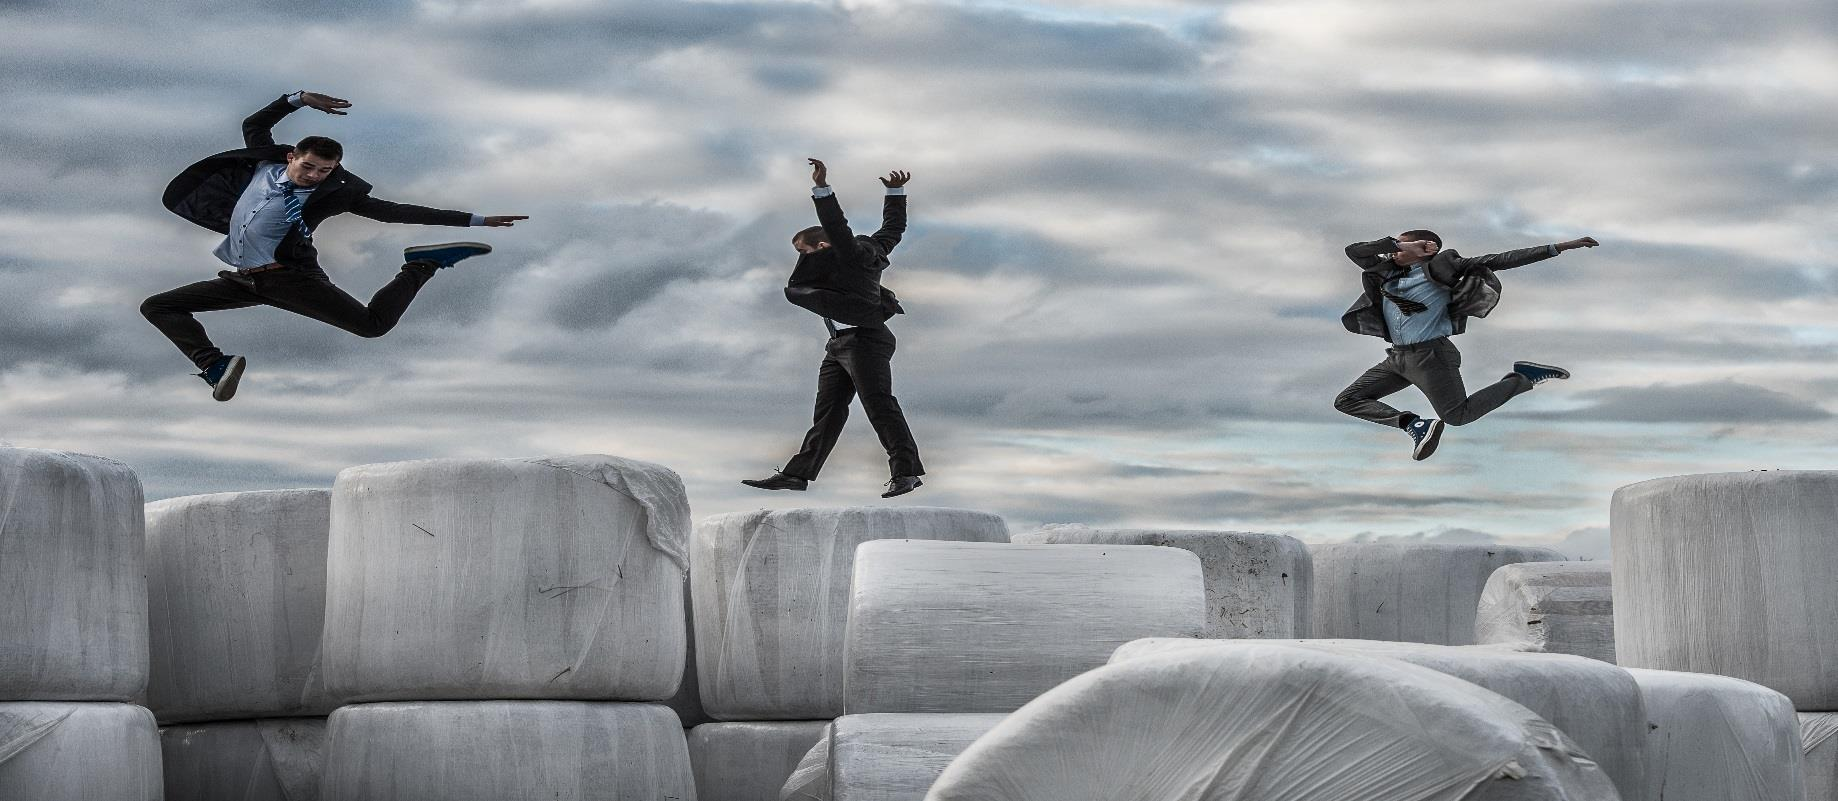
[276,178,310,237]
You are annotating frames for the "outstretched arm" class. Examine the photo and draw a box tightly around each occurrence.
[808,158,860,259]
[350,194,528,228]
[1454,236,1598,273]
[871,170,909,255]
[242,91,350,148]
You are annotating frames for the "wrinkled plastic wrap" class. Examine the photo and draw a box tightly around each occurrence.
[322,456,689,703]
[1474,562,1615,663]
[160,718,326,801]
[693,507,1009,720]
[1624,668,1803,801]
[846,541,1205,714]
[1013,525,1312,638]
[146,489,335,723]
[1113,638,1647,797]
[804,713,1006,801]
[0,447,149,701]
[688,721,828,801]
[781,726,831,801]
[1802,713,1838,801]
[1311,543,1567,645]
[0,702,161,800]
[1613,472,1838,708]
[927,642,1620,800]
[323,700,694,801]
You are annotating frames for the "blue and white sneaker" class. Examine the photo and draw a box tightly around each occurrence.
[1512,361,1571,385]
[197,354,246,402]
[404,242,492,269]
[1406,417,1445,461]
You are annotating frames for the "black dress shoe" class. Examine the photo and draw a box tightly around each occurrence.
[881,475,923,498]
[741,472,808,491]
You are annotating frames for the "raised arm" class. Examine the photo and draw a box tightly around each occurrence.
[808,158,860,259]
[1345,236,1402,270]
[871,170,909,255]
[1450,237,1597,273]
[241,91,350,148]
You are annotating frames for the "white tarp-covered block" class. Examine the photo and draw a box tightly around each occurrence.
[324,700,694,801]
[928,642,1620,801]
[146,489,335,722]
[1624,668,1803,801]
[1613,472,1838,708]
[0,447,149,701]
[688,721,827,801]
[1114,638,1648,798]
[1012,525,1311,638]
[846,541,1205,714]
[693,507,1009,720]
[1311,542,1567,645]
[0,702,161,800]
[1802,713,1838,801]
[160,718,326,801]
[777,715,1006,801]
[1474,561,1615,663]
[322,455,690,703]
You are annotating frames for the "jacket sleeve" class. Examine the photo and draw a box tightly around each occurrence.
[813,193,861,261]
[348,193,474,226]
[870,194,907,257]
[242,95,301,149]
[1345,236,1400,270]
[1450,244,1558,273]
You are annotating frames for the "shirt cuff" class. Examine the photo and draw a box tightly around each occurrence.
[286,91,306,107]
[885,187,905,196]
[469,214,485,227]
[812,186,834,198]
[1547,244,1560,256]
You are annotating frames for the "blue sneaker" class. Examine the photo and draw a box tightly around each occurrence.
[1512,361,1571,385]
[197,354,246,402]
[1406,417,1444,461]
[404,242,492,269]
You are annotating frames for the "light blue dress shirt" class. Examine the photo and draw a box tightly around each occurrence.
[213,162,314,271]
[1381,263,1455,346]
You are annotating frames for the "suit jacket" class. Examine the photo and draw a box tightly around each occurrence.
[784,192,907,328]
[162,95,471,269]
[1341,236,1557,341]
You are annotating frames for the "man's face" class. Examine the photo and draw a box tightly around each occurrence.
[794,238,831,256]
[285,150,339,186]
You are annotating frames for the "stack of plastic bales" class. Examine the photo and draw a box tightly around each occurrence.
[1473,561,1615,661]
[1310,542,1566,644]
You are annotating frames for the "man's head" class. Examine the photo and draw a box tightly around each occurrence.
[284,136,343,186]
[793,226,830,255]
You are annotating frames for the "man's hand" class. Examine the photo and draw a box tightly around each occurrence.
[809,158,828,188]
[480,216,530,227]
[880,170,911,188]
[1394,238,1438,264]
[1557,236,1600,252]
[299,92,352,116]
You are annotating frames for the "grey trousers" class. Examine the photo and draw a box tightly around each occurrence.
[1334,337,1532,428]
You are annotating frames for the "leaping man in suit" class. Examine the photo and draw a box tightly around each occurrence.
[743,158,926,498]
[143,90,528,401]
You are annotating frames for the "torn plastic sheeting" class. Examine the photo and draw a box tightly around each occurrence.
[0,447,149,702]
[693,507,1009,720]
[1474,562,1615,663]
[1613,472,1838,709]
[322,700,694,801]
[1802,713,1838,801]
[688,721,828,801]
[1311,542,1568,645]
[146,489,336,723]
[1113,638,1647,798]
[1624,668,1803,801]
[160,718,326,801]
[1013,525,1312,638]
[781,724,832,801]
[322,456,687,703]
[845,540,1205,714]
[520,455,690,573]
[0,702,161,800]
[928,642,1620,801]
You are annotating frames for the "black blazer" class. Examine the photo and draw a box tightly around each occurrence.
[162,95,472,269]
[1341,236,1557,341]
[784,192,907,328]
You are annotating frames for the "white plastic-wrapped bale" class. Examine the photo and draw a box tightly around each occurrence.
[146,489,335,722]
[0,702,161,800]
[928,642,1621,800]
[1310,542,1567,645]
[830,713,1004,801]
[688,721,827,801]
[693,507,1008,720]
[1802,713,1838,801]
[1624,668,1803,801]
[0,447,148,701]
[1474,561,1615,662]
[322,455,689,703]
[1113,638,1648,798]
[1012,525,1311,638]
[1613,472,1838,708]
[845,540,1205,714]
[160,718,325,801]
[323,700,694,801]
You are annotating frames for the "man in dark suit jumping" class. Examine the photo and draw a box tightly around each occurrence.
[744,158,925,498]
[142,90,528,401]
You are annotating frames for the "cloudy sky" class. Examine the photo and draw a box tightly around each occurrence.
[3,0,1834,558]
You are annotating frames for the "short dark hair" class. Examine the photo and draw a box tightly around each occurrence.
[294,136,343,162]
[1399,229,1442,248]
[793,226,828,247]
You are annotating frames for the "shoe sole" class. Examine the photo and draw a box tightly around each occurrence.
[212,356,246,402]
[881,478,924,498]
[1412,420,1444,461]
[1514,361,1570,381]
[740,480,806,492]
[404,242,493,257]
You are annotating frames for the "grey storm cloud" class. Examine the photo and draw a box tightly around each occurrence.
[1553,381,1832,424]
